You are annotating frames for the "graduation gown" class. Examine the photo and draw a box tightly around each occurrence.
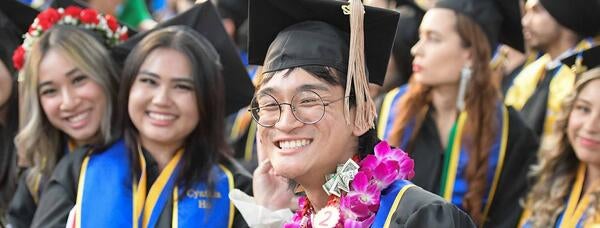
[6,144,74,228]
[377,85,539,227]
[31,139,253,228]
[373,179,475,227]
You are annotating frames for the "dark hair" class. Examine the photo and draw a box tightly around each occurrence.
[0,79,19,216]
[118,26,229,191]
[258,65,357,105]
[0,15,23,208]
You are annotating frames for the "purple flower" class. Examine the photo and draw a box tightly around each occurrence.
[283,222,300,228]
[374,141,406,162]
[398,157,415,179]
[372,162,400,189]
[341,172,380,218]
[297,196,308,209]
[343,215,376,228]
[359,154,379,171]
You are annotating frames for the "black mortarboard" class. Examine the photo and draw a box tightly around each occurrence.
[539,0,600,37]
[215,0,249,28]
[112,1,254,116]
[0,0,38,35]
[435,0,525,52]
[249,0,400,86]
[561,45,600,75]
[249,0,400,129]
[0,0,38,74]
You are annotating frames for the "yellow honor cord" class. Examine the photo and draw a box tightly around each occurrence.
[559,164,596,227]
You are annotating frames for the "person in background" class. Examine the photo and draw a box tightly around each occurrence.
[377,0,539,226]
[520,46,600,227]
[0,1,37,225]
[505,0,600,146]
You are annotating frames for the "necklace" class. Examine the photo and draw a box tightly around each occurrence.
[284,141,415,228]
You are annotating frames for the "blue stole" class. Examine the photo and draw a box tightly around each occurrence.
[372,180,416,227]
[75,139,235,228]
[378,86,508,218]
[377,85,409,141]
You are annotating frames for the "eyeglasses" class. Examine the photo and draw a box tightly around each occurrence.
[248,90,347,127]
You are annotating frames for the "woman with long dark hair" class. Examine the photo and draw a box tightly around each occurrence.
[377,0,539,226]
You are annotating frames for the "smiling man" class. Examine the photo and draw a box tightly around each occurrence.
[229,0,475,227]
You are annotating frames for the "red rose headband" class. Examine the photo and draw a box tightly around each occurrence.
[12,6,128,74]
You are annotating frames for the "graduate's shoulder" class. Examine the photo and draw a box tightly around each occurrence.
[391,185,476,227]
[219,155,253,193]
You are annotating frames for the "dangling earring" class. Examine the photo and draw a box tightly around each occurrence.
[456,65,472,111]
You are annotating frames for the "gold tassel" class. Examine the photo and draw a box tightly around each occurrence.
[344,0,376,130]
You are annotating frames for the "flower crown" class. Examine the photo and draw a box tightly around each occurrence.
[12,6,129,71]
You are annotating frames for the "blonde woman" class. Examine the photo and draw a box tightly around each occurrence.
[7,7,126,227]
[521,47,600,227]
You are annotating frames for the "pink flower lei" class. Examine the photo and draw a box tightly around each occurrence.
[12,6,129,71]
[285,141,415,228]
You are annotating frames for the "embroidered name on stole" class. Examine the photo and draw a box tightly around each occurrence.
[76,140,234,228]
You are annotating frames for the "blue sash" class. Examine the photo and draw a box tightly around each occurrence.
[76,139,234,228]
[372,180,416,227]
[377,85,409,140]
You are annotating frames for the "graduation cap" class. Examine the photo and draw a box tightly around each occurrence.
[435,0,525,53]
[0,0,38,74]
[539,0,600,37]
[248,0,400,129]
[215,0,249,28]
[1,0,38,34]
[561,45,600,76]
[112,1,254,116]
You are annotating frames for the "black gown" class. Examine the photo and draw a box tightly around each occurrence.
[31,144,253,228]
[406,108,538,227]
[6,146,71,228]
[376,181,476,227]
[6,169,43,228]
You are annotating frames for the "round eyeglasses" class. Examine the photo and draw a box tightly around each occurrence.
[248,90,347,127]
